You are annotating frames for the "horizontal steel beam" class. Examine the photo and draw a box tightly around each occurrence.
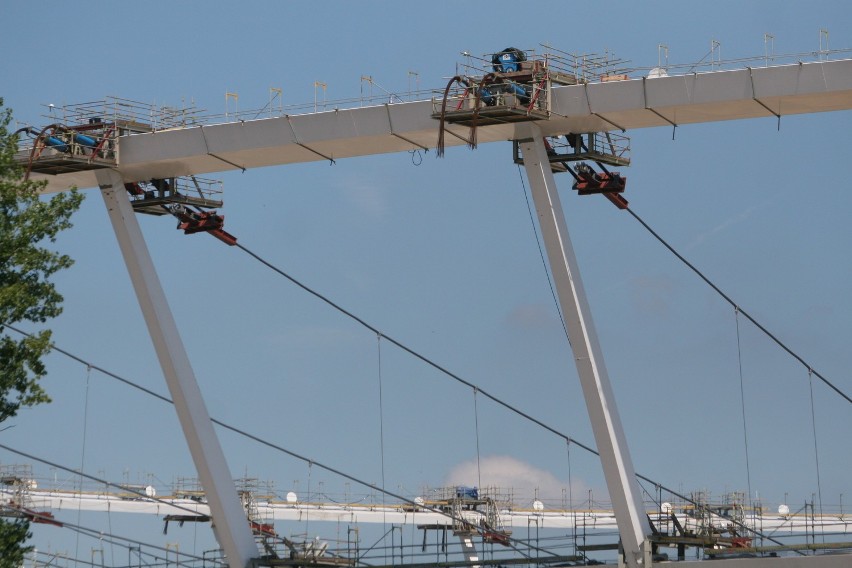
[30,59,852,193]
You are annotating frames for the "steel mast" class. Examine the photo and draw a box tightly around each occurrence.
[95,169,259,568]
[518,126,651,567]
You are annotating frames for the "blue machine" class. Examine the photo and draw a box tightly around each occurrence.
[16,125,97,154]
[481,48,531,106]
[43,135,70,153]
[491,47,526,73]
[72,133,98,148]
[455,486,479,500]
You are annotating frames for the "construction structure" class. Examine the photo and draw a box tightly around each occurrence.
[12,46,852,568]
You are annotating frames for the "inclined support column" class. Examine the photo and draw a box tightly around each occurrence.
[518,128,651,567]
[96,169,258,568]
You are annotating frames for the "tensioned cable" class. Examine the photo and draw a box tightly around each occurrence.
[473,388,482,490]
[516,164,569,342]
[625,206,852,406]
[305,460,313,534]
[565,440,577,557]
[734,308,754,515]
[377,333,388,563]
[808,369,825,527]
[75,364,92,563]
[3,326,173,405]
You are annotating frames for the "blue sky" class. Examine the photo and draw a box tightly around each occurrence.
[2,0,851,562]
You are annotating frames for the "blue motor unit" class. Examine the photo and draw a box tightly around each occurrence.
[491,47,527,73]
[480,47,531,106]
[72,133,98,148]
[455,486,479,500]
[480,83,530,106]
[43,135,70,153]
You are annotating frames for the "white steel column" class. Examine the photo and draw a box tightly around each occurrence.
[96,169,258,568]
[518,129,651,567]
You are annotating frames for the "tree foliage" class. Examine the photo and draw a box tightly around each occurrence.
[0,98,84,562]
[0,519,33,567]
[0,98,83,422]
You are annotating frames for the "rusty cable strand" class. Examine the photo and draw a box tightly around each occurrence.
[23,123,68,181]
[470,72,502,151]
[437,74,506,157]
[436,76,465,157]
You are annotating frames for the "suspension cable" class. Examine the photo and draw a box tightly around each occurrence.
[734,308,754,514]
[377,332,388,561]
[808,369,825,526]
[75,364,92,563]
[565,440,577,557]
[473,387,482,489]
[516,164,569,342]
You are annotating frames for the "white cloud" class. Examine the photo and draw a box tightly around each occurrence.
[444,455,592,504]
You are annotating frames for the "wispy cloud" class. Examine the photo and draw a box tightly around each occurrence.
[505,303,557,330]
[685,202,765,250]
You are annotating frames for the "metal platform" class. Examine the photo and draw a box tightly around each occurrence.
[513,131,631,169]
[125,176,224,216]
[434,105,550,127]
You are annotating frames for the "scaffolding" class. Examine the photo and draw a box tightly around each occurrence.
[173,475,207,502]
[433,46,630,127]
[124,175,224,215]
[0,464,36,516]
[13,97,208,180]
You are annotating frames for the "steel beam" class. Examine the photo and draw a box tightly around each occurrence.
[31,59,852,194]
[96,169,258,568]
[518,128,651,567]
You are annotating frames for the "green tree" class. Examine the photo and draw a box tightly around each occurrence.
[0,519,33,568]
[0,98,83,422]
[0,97,84,563]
